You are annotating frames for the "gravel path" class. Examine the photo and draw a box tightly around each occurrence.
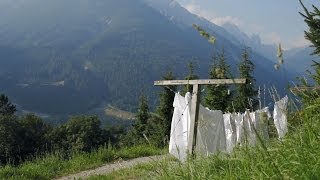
[56,155,167,180]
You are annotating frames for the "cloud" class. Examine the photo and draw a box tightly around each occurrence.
[287,35,310,49]
[182,1,305,49]
[184,3,242,26]
[184,3,216,20]
[211,16,242,26]
[263,32,282,45]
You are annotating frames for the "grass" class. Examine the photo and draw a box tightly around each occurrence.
[90,97,320,179]
[0,145,164,180]
[105,105,135,120]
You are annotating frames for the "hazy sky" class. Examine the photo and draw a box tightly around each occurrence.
[175,0,320,49]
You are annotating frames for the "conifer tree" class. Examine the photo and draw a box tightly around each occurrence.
[132,93,150,143]
[204,50,233,111]
[234,48,258,112]
[300,0,320,84]
[155,72,176,139]
[0,94,16,116]
[183,62,199,94]
[147,71,176,147]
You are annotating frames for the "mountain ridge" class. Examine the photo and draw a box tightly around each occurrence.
[0,0,297,123]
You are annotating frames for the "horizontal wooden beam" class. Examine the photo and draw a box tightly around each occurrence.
[154,79,246,86]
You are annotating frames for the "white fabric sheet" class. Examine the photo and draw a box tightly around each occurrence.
[196,105,226,156]
[242,111,256,146]
[273,96,288,138]
[256,107,271,141]
[233,113,244,145]
[169,92,191,162]
[224,113,236,153]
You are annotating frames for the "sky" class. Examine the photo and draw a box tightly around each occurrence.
[175,0,320,50]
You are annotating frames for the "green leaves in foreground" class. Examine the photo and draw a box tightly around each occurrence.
[193,24,216,44]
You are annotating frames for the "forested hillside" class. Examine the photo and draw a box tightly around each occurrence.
[0,0,290,123]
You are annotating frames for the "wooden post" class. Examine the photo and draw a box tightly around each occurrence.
[187,84,201,155]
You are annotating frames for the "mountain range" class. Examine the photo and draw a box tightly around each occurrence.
[0,0,313,123]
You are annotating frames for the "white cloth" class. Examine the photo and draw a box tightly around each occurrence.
[256,107,271,141]
[169,92,192,162]
[196,105,226,156]
[233,113,244,145]
[224,113,236,153]
[242,111,256,146]
[273,96,288,138]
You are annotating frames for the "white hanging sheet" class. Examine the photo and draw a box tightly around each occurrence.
[233,113,244,145]
[169,92,288,161]
[256,107,271,141]
[196,105,226,156]
[242,111,256,146]
[224,113,236,153]
[169,92,191,162]
[273,96,288,138]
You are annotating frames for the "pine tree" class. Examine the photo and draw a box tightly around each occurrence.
[234,48,258,112]
[0,94,16,116]
[204,50,233,111]
[300,0,320,84]
[132,93,150,143]
[155,71,176,143]
[183,62,199,94]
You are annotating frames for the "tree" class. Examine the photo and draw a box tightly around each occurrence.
[20,114,52,157]
[183,62,199,94]
[0,115,23,164]
[149,71,176,147]
[49,116,107,153]
[234,48,258,112]
[0,94,16,116]
[300,0,320,84]
[129,93,150,145]
[204,50,233,111]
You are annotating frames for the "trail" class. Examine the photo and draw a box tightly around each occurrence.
[56,155,166,180]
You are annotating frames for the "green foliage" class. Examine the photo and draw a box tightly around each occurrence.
[0,94,16,116]
[122,94,151,146]
[300,0,320,85]
[193,24,216,44]
[0,115,23,165]
[300,0,320,56]
[183,62,199,94]
[204,50,233,112]
[0,145,163,180]
[50,116,108,153]
[20,114,52,158]
[148,71,176,147]
[234,48,258,112]
[105,125,126,146]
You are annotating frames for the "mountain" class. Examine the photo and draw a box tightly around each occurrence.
[0,0,289,123]
[221,23,277,62]
[285,47,319,76]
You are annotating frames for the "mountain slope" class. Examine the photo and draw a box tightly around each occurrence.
[0,0,288,122]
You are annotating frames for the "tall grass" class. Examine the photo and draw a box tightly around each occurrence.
[94,96,320,179]
[0,144,164,180]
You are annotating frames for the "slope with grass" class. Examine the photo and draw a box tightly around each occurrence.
[0,145,164,180]
[89,98,320,179]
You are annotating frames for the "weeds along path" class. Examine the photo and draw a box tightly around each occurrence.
[56,155,167,180]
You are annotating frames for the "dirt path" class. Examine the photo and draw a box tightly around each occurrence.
[56,155,167,180]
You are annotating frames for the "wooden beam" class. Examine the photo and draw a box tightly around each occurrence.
[154,79,246,86]
[187,84,201,155]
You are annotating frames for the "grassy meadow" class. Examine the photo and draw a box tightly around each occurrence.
[89,97,320,179]
[0,145,163,180]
